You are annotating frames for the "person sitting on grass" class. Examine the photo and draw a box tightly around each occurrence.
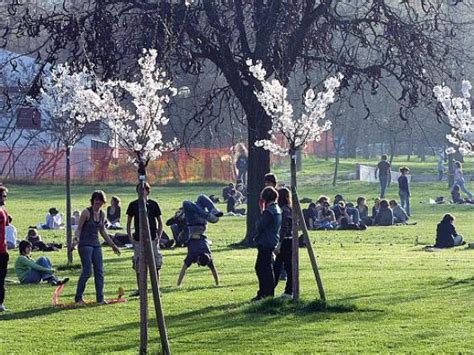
[252,186,282,301]
[435,214,465,248]
[336,201,365,230]
[177,237,219,286]
[356,197,372,226]
[106,196,122,229]
[6,216,17,249]
[222,182,234,202]
[451,184,474,204]
[371,197,381,221]
[374,199,394,226]
[316,201,336,230]
[227,189,246,215]
[389,200,409,224]
[38,207,63,230]
[15,240,68,286]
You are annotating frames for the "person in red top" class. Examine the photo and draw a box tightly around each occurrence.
[0,186,10,312]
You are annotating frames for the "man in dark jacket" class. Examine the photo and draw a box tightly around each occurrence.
[252,186,282,301]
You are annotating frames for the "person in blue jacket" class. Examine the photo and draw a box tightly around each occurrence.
[252,186,282,301]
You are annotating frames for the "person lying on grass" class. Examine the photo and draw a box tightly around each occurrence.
[177,237,219,286]
[15,240,68,286]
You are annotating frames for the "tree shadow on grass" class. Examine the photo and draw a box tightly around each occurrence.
[0,305,67,321]
[439,276,474,288]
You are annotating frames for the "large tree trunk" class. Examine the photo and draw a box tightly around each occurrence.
[65,146,73,264]
[241,103,271,246]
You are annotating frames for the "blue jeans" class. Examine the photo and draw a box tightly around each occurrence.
[399,190,411,216]
[183,194,216,226]
[75,246,104,303]
[379,176,388,198]
[455,180,473,200]
[22,256,54,284]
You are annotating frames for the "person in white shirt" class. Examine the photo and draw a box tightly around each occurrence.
[5,216,17,249]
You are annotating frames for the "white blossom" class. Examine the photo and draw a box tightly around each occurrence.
[29,63,99,148]
[85,49,179,165]
[247,59,342,155]
[433,80,473,155]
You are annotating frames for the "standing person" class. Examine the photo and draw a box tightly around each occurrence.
[234,143,248,184]
[375,154,391,198]
[252,186,282,301]
[0,186,9,312]
[273,187,293,299]
[74,191,121,304]
[453,161,473,200]
[398,167,411,216]
[127,183,163,297]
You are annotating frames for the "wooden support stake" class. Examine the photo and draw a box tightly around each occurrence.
[293,190,326,304]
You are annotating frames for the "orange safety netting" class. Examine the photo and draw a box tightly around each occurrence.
[0,136,332,184]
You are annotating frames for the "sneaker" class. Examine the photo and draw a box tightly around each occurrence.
[211,209,224,218]
[250,296,264,302]
[0,304,8,312]
[58,278,70,286]
[98,300,109,305]
[207,213,219,224]
[49,279,59,286]
[280,293,293,300]
[129,290,140,297]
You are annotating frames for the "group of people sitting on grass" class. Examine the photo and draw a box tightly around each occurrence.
[302,195,412,231]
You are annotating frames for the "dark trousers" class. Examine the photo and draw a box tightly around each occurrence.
[0,252,9,304]
[255,247,275,298]
[274,240,293,295]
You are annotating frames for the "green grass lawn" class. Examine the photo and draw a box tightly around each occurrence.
[1,158,474,353]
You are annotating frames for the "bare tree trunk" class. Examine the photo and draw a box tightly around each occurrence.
[66,146,73,264]
[332,135,340,187]
[290,150,299,301]
[324,132,329,161]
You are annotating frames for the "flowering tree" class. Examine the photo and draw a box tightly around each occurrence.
[85,48,173,354]
[433,80,474,156]
[30,64,99,264]
[248,59,342,301]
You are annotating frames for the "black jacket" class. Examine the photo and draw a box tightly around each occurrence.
[435,222,457,248]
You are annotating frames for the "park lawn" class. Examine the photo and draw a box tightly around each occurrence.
[0,177,473,353]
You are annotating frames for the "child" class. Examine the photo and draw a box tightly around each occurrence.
[398,167,411,216]
[252,186,282,301]
[177,237,219,286]
[14,240,68,285]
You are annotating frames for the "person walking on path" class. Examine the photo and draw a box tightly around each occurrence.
[453,161,472,200]
[375,155,391,198]
[0,186,10,312]
[398,167,411,216]
[74,190,121,304]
